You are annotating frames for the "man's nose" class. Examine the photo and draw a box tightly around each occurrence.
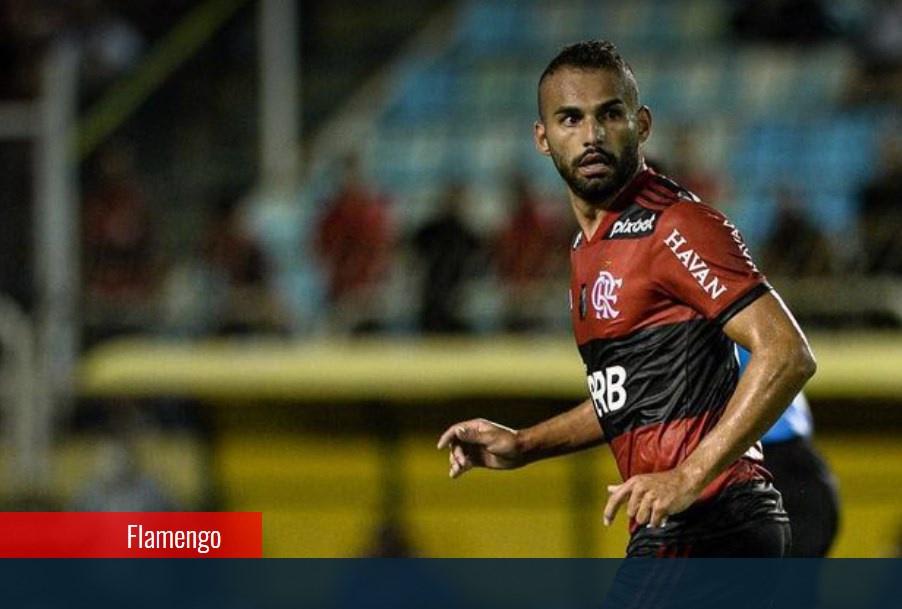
[584,118,604,145]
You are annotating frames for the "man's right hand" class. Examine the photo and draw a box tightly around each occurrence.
[436,418,524,478]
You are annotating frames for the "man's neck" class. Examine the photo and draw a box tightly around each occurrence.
[570,161,646,241]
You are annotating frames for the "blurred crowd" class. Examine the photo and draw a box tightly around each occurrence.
[77,130,902,340]
[1,0,901,342]
[79,144,574,339]
[0,0,205,100]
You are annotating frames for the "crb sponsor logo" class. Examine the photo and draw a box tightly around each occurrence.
[591,271,622,319]
[606,212,658,239]
[587,365,628,418]
[663,228,728,300]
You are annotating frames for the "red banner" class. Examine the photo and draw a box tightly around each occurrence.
[0,512,262,558]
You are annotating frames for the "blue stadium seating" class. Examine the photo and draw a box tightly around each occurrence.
[284,0,889,327]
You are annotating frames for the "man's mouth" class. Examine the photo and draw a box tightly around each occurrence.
[577,152,614,177]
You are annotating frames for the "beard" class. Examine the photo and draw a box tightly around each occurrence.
[550,138,640,205]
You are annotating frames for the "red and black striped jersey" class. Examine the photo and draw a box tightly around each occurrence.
[569,167,773,531]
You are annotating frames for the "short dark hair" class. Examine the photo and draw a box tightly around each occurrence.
[537,40,640,116]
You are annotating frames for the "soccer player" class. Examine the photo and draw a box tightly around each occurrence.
[738,346,840,556]
[437,41,816,557]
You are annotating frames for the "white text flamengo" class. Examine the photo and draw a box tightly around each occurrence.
[663,228,728,300]
[127,524,222,554]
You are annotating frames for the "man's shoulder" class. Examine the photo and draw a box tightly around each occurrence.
[628,173,745,263]
[632,172,702,211]
[635,174,729,236]
[657,198,728,227]
[647,180,729,233]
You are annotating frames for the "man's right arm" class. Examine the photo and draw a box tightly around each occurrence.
[437,399,605,479]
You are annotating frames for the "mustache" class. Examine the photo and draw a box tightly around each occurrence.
[576,148,616,167]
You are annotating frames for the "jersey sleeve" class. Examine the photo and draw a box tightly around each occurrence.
[652,201,770,324]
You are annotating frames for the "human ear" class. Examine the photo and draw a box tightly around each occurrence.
[534,120,551,156]
[637,106,652,144]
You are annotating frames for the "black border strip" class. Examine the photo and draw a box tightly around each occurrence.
[715,282,772,326]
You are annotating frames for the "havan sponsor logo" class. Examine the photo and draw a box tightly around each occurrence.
[722,219,759,273]
[663,228,728,300]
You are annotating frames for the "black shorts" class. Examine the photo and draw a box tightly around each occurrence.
[764,436,839,557]
[604,482,790,609]
[600,551,789,609]
[625,480,791,558]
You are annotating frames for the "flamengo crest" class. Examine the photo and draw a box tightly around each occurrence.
[591,271,622,319]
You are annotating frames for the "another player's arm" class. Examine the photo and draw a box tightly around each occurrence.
[604,291,815,527]
[437,398,604,479]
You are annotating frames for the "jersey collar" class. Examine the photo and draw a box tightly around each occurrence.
[579,163,655,247]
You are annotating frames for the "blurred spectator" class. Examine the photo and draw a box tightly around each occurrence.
[667,125,727,205]
[731,0,840,45]
[315,155,394,333]
[0,1,143,100]
[0,0,68,98]
[162,191,285,336]
[846,0,902,105]
[0,1,37,99]
[69,435,175,511]
[760,185,835,276]
[858,130,902,273]
[82,142,157,339]
[67,0,144,98]
[494,173,566,332]
[0,144,32,310]
[412,183,482,333]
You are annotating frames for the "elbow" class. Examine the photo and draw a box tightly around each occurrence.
[792,344,817,383]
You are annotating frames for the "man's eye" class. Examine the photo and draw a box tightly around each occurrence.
[603,108,624,120]
[562,115,579,126]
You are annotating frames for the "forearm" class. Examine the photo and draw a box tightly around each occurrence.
[516,399,605,464]
[679,346,816,492]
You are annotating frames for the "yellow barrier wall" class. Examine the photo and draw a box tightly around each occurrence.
[213,432,900,557]
[70,333,902,556]
[77,333,902,401]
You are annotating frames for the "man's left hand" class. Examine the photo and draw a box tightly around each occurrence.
[603,468,701,528]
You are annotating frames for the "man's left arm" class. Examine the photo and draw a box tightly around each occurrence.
[682,291,816,486]
[603,293,816,528]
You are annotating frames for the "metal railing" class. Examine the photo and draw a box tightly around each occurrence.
[0,295,50,497]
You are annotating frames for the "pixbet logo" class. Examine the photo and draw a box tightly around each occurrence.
[587,365,628,418]
[591,271,623,319]
[610,214,656,237]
